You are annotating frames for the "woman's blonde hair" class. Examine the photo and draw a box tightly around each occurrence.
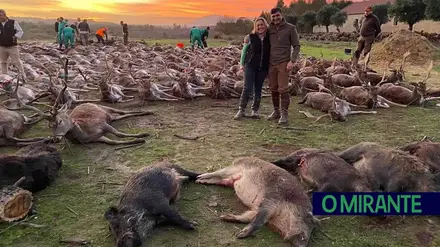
[251,17,269,34]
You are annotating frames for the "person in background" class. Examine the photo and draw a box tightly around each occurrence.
[352,6,381,66]
[189,26,203,51]
[353,18,360,34]
[120,21,128,45]
[201,26,210,48]
[0,9,26,81]
[234,17,270,120]
[78,19,90,46]
[96,27,108,45]
[70,21,79,41]
[57,17,67,49]
[55,18,60,43]
[266,7,300,125]
[62,24,75,49]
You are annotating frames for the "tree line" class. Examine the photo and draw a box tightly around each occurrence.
[216,0,440,35]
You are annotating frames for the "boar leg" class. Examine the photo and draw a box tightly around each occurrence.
[336,144,369,164]
[236,202,273,239]
[168,164,201,181]
[159,202,196,230]
[220,210,257,224]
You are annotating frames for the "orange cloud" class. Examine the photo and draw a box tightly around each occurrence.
[7,0,275,24]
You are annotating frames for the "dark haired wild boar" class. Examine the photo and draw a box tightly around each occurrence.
[104,162,200,247]
[272,149,370,193]
[196,157,319,247]
[337,142,435,192]
[400,140,440,173]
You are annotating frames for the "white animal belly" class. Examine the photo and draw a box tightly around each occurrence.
[233,176,264,209]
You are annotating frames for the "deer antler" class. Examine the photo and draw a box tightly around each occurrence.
[51,80,68,117]
[422,60,433,83]
[399,51,411,72]
[3,75,50,121]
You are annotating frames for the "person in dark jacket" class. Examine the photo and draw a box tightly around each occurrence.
[234,17,270,120]
[120,21,128,45]
[352,6,381,66]
[201,26,210,48]
[78,19,90,46]
[0,9,26,81]
[55,18,60,42]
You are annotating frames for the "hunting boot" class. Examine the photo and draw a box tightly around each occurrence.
[267,92,281,121]
[278,92,290,125]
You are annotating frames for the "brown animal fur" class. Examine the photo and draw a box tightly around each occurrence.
[400,140,440,173]
[196,157,318,247]
[337,142,435,192]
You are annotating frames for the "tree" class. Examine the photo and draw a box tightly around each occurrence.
[285,15,298,25]
[331,11,348,32]
[424,0,440,21]
[373,4,391,25]
[301,11,318,33]
[389,0,427,31]
[316,5,340,32]
[330,0,353,10]
[259,11,271,23]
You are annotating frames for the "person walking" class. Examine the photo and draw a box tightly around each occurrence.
[70,21,79,41]
[266,7,300,125]
[234,18,270,120]
[189,26,203,51]
[352,6,381,66]
[57,17,67,49]
[0,9,26,81]
[201,26,210,48]
[120,21,128,45]
[95,27,108,45]
[55,18,60,43]
[62,24,75,49]
[78,19,90,46]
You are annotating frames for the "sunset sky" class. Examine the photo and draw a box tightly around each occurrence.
[4,0,279,25]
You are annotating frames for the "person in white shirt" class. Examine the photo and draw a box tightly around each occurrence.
[0,9,26,81]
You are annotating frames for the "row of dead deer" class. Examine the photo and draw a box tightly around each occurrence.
[292,52,439,122]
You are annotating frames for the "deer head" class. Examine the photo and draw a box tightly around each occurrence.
[48,81,70,140]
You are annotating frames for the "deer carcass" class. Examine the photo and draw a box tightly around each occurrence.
[196,157,319,246]
[298,92,377,122]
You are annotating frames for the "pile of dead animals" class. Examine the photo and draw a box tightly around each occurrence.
[291,52,440,122]
[2,41,440,247]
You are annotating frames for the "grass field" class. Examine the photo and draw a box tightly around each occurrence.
[1,40,440,247]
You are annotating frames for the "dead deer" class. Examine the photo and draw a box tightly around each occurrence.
[165,63,205,99]
[298,91,377,122]
[377,60,432,106]
[0,77,52,146]
[48,84,154,145]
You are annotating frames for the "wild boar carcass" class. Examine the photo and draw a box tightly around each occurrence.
[104,162,199,247]
[0,143,62,193]
[272,149,370,192]
[400,140,440,173]
[196,157,319,247]
[337,142,436,192]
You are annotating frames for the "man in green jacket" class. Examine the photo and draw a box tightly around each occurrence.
[267,8,300,125]
[189,26,203,51]
[62,24,75,48]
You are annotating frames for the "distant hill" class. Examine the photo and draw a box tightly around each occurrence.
[189,15,225,27]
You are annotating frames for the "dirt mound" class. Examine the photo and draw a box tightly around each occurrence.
[371,30,439,66]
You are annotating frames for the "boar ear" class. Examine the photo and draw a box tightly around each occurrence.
[104,206,119,222]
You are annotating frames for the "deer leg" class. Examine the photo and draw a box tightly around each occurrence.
[95,136,146,145]
[377,96,408,107]
[100,105,153,115]
[103,123,149,138]
[348,110,377,115]
[112,111,153,121]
